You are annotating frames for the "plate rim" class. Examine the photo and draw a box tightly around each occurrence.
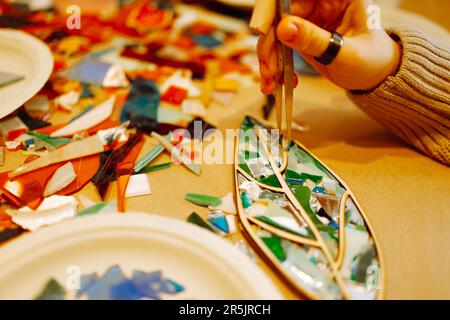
[0,28,53,119]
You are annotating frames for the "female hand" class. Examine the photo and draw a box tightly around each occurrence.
[257,0,401,94]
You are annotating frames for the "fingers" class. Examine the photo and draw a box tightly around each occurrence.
[276,15,332,58]
[257,27,278,94]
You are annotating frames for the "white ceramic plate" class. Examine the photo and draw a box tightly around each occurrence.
[0,213,282,300]
[0,29,53,119]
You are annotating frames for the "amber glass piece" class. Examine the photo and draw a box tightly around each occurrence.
[1,162,63,209]
[116,136,145,212]
[57,155,100,195]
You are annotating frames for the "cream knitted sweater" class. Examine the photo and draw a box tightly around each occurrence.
[348,26,450,165]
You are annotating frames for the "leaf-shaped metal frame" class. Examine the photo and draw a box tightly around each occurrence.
[234,117,385,300]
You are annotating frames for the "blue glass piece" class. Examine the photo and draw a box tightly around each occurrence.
[312,186,327,194]
[191,35,223,48]
[208,215,229,233]
[166,279,185,293]
[120,78,159,123]
[131,270,165,300]
[77,273,98,297]
[286,178,304,185]
[86,265,127,300]
[64,58,111,85]
[110,280,145,300]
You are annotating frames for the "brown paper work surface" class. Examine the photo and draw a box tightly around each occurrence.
[3,77,449,300]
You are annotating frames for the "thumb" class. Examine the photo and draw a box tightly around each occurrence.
[277,16,332,58]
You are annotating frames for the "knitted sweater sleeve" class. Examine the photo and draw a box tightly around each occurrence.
[348,26,450,165]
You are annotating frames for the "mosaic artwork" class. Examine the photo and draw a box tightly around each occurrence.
[235,116,384,300]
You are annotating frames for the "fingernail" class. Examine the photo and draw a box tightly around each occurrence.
[282,22,298,42]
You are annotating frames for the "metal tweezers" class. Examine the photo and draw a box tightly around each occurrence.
[274,0,294,143]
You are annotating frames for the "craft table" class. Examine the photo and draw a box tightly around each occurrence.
[3,74,448,299]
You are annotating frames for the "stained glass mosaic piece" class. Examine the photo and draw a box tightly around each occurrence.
[92,133,142,199]
[241,192,252,209]
[151,132,201,175]
[254,201,310,238]
[136,162,171,174]
[207,214,228,233]
[125,174,151,198]
[8,195,78,231]
[44,162,77,196]
[133,144,164,173]
[209,192,236,214]
[51,96,115,137]
[120,77,159,123]
[186,117,216,140]
[185,193,222,207]
[116,135,145,211]
[26,132,71,148]
[17,108,50,131]
[77,202,109,216]
[187,212,216,233]
[261,235,285,261]
[34,278,65,300]
[85,265,127,300]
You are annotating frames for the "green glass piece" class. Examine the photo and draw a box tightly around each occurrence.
[256,216,310,238]
[241,116,256,131]
[77,202,109,216]
[298,173,323,184]
[187,212,216,233]
[285,169,303,180]
[255,201,313,238]
[261,236,286,261]
[239,161,253,176]
[294,186,338,241]
[258,174,281,188]
[185,193,222,207]
[27,132,71,147]
[136,162,172,174]
[34,278,65,300]
[241,192,252,209]
[244,150,260,160]
[133,144,164,173]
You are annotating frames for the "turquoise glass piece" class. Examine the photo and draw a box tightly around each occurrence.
[166,279,185,293]
[120,77,159,122]
[241,192,252,209]
[208,215,229,233]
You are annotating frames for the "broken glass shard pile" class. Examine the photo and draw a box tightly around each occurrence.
[0,0,260,243]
